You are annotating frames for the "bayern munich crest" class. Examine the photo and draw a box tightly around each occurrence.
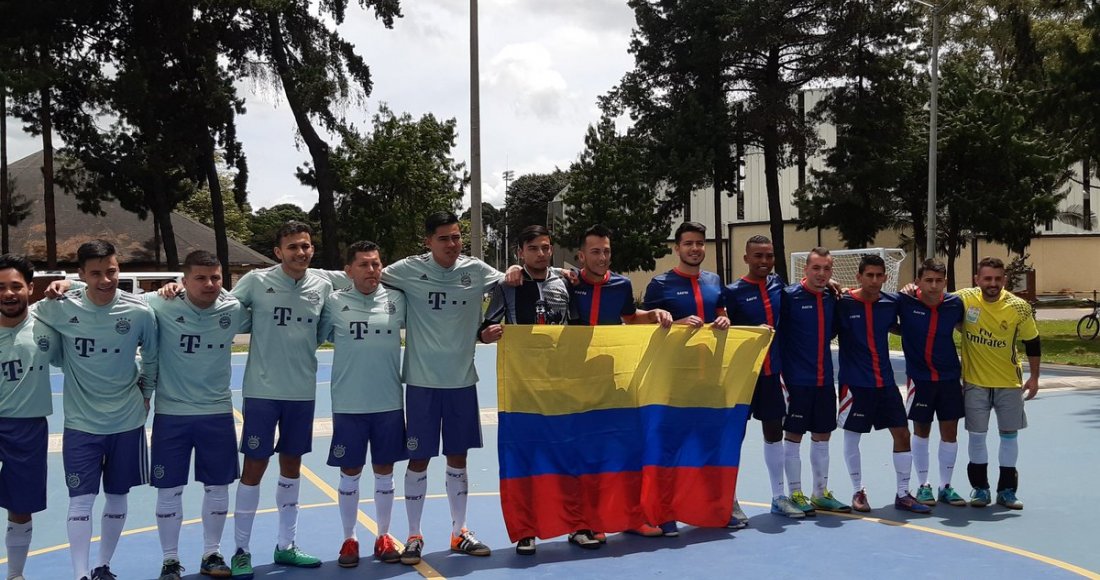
[304,290,321,305]
[153,465,166,479]
[36,336,50,351]
[219,314,233,329]
[406,436,419,451]
[247,435,261,450]
[115,318,132,334]
[460,273,472,288]
[332,444,346,458]
[384,300,396,315]
[66,473,81,489]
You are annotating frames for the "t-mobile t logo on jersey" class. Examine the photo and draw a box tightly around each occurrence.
[179,334,201,353]
[427,291,467,310]
[349,321,369,339]
[273,306,293,326]
[74,337,96,358]
[0,359,24,381]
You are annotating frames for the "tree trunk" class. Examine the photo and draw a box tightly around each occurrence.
[712,165,726,285]
[1,83,8,254]
[40,87,57,269]
[763,47,788,282]
[267,10,340,268]
[154,197,180,269]
[205,141,232,288]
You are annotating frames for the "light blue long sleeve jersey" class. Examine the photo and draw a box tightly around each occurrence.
[33,289,158,435]
[381,254,503,389]
[318,285,405,414]
[231,265,350,400]
[145,290,248,415]
[0,314,62,418]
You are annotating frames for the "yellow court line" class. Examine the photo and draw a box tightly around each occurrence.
[738,501,1100,579]
[230,407,446,580]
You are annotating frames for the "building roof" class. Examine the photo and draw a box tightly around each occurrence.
[5,151,274,267]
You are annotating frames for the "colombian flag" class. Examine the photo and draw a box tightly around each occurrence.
[497,325,772,542]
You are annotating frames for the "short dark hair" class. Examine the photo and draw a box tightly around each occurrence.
[0,254,34,283]
[858,254,886,274]
[674,221,706,243]
[275,221,312,248]
[745,235,772,251]
[517,225,551,248]
[182,250,220,272]
[978,256,1005,271]
[581,224,612,248]
[917,258,947,278]
[77,240,117,269]
[808,246,831,259]
[345,240,381,265]
[425,211,460,235]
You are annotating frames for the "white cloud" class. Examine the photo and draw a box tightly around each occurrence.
[486,43,575,122]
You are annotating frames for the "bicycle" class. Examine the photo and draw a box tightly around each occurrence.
[1077,299,1100,340]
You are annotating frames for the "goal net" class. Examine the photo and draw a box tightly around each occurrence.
[790,248,907,293]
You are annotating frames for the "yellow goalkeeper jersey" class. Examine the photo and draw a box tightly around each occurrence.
[957,287,1039,388]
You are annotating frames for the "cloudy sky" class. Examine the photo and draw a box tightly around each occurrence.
[4,0,637,212]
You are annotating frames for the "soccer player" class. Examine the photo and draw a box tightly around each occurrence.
[957,257,1040,509]
[723,235,806,520]
[569,224,672,538]
[643,222,737,531]
[478,224,574,555]
[225,221,349,576]
[897,259,968,507]
[34,240,159,580]
[318,241,407,568]
[835,255,929,514]
[380,211,521,564]
[0,255,62,580]
[778,247,850,517]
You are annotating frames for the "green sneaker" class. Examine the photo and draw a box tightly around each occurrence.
[938,485,967,506]
[273,543,322,568]
[230,548,253,579]
[915,484,937,506]
[996,488,1024,510]
[790,491,817,516]
[811,490,851,513]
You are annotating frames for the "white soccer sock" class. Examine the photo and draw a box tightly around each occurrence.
[894,451,914,498]
[156,486,184,561]
[783,439,803,495]
[939,441,959,489]
[844,430,863,493]
[763,440,786,499]
[810,440,830,496]
[99,493,128,566]
[67,494,95,580]
[338,473,361,540]
[998,433,1019,468]
[911,435,930,486]
[404,469,428,537]
[968,431,989,464]
[276,476,300,550]
[445,466,469,536]
[5,520,33,578]
[374,473,395,536]
[234,483,260,553]
[202,485,230,558]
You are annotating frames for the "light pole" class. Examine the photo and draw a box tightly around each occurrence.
[915,0,945,260]
[470,0,483,259]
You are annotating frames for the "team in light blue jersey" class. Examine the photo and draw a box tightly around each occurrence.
[0,255,63,580]
[318,241,408,567]
[34,241,158,580]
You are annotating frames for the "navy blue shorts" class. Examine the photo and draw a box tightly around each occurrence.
[838,385,908,433]
[62,426,148,497]
[240,398,315,458]
[405,385,482,460]
[328,410,408,468]
[906,379,965,424]
[151,413,239,488]
[0,417,48,513]
[783,384,837,435]
[751,374,786,422]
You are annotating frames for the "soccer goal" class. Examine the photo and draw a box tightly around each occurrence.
[790,248,908,293]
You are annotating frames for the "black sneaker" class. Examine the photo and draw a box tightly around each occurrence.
[515,537,536,555]
[400,535,424,565]
[158,559,184,580]
[91,565,118,580]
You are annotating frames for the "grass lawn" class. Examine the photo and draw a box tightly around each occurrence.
[887,319,1100,368]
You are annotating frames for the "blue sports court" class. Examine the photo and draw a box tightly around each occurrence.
[6,346,1100,579]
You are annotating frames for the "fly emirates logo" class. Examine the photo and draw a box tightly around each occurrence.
[965,327,1007,349]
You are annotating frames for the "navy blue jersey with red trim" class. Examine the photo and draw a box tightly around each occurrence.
[643,269,724,322]
[779,281,837,387]
[897,292,963,382]
[724,274,784,376]
[836,290,899,388]
[569,270,637,326]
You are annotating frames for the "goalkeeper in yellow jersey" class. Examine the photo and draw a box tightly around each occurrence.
[956,257,1040,510]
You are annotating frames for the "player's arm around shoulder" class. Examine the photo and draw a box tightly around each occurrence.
[317,289,341,344]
